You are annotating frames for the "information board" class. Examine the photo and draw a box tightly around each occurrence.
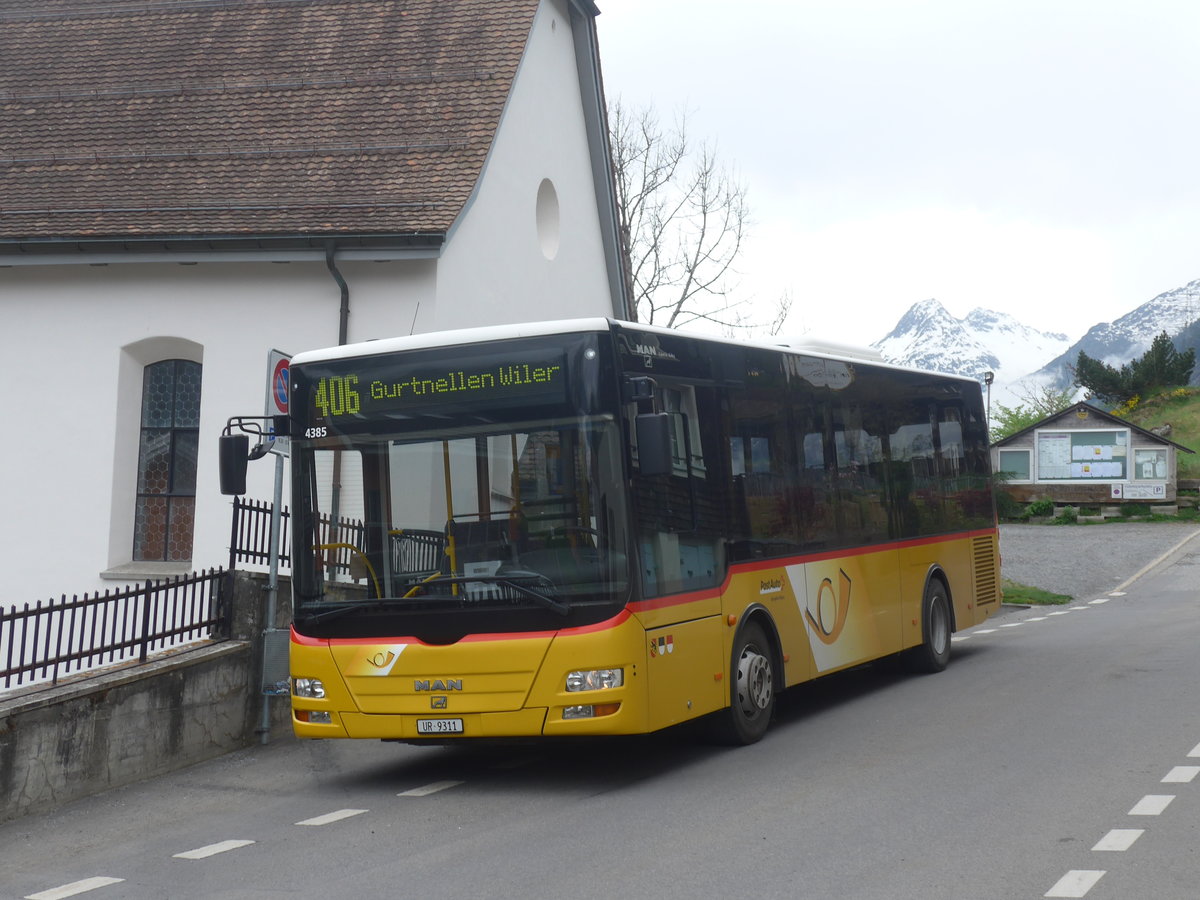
[1036,430,1127,481]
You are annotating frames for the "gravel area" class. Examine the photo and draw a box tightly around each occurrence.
[999,521,1200,601]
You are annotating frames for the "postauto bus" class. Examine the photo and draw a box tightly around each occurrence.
[224,318,999,745]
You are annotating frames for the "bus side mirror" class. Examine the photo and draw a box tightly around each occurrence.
[635,412,673,477]
[219,433,250,495]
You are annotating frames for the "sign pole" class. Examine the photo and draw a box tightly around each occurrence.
[259,350,291,744]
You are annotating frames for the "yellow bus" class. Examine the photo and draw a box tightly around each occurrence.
[277,319,999,744]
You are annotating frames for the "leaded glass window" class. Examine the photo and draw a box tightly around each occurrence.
[134,360,201,561]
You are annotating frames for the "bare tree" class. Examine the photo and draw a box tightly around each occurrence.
[609,99,755,331]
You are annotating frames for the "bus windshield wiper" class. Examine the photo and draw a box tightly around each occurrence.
[296,599,423,625]
[296,602,376,625]
[491,573,570,616]
[402,572,570,616]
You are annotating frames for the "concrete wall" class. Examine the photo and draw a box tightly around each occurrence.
[0,572,290,824]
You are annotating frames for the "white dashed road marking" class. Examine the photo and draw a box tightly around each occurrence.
[24,878,125,900]
[295,808,369,826]
[1128,794,1175,816]
[1161,766,1200,783]
[1091,829,1143,852]
[398,780,464,797]
[172,839,256,860]
[1045,870,1105,898]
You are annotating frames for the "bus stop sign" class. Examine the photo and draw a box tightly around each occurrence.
[266,349,291,453]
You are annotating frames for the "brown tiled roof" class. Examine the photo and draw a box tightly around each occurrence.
[0,0,540,243]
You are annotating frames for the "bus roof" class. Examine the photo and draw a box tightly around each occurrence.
[290,318,981,385]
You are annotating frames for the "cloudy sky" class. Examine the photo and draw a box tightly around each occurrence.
[595,0,1200,346]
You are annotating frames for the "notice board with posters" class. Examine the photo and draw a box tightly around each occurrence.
[1035,429,1128,481]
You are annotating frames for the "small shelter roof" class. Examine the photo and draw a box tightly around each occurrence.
[991,401,1195,454]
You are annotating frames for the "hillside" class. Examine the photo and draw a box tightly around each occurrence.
[1010,279,1200,391]
[1117,387,1200,480]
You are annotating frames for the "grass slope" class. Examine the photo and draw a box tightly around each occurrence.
[1117,387,1200,479]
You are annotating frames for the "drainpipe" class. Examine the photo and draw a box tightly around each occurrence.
[325,241,348,595]
[326,241,350,346]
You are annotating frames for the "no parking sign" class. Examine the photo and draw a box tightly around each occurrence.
[266,349,291,454]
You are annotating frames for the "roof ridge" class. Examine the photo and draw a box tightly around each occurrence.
[0,0,340,25]
[2,199,445,216]
[0,139,471,167]
[0,69,494,104]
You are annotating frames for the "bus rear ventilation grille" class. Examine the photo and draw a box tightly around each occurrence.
[972,535,999,606]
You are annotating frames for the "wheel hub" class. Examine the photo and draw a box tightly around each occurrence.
[736,646,773,715]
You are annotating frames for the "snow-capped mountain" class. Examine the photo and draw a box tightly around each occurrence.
[1030,279,1200,389]
[871,299,1073,399]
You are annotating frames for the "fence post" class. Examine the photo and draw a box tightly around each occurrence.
[229,496,241,575]
[139,579,154,663]
[216,568,233,640]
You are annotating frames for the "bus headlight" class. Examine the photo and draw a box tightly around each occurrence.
[563,703,621,719]
[566,668,624,692]
[293,677,326,699]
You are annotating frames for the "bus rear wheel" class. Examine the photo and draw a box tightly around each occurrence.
[712,621,776,745]
[907,578,951,673]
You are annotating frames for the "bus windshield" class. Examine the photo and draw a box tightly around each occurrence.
[291,417,630,632]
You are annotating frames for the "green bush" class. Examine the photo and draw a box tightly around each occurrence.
[1054,505,1078,524]
[1024,498,1055,519]
[1120,503,1152,518]
[995,491,1021,520]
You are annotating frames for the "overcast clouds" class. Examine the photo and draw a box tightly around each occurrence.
[595,0,1200,345]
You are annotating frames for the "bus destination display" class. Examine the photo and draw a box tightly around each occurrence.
[306,349,568,421]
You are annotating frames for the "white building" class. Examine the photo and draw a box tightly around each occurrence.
[0,0,628,604]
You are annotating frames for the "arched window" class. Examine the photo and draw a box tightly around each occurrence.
[133,359,202,561]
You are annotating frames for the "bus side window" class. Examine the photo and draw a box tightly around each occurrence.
[830,400,889,545]
[793,400,837,551]
[729,403,800,560]
[631,384,726,597]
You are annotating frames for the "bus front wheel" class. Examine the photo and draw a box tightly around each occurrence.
[713,621,776,745]
[907,578,951,673]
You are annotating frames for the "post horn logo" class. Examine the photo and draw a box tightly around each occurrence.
[805,569,852,645]
[366,650,396,669]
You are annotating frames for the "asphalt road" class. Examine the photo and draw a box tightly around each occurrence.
[4,523,1200,899]
[1000,521,1200,601]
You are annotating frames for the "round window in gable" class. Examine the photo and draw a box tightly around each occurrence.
[536,178,560,261]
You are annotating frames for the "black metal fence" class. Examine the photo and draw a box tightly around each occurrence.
[0,497,353,692]
[1,568,229,691]
[229,496,291,571]
[229,496,364,578]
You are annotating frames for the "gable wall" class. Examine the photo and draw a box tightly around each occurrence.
[433,0,616,328]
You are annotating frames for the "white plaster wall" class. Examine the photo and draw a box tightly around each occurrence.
[0,258,434,603]
[0,0,621,606]
[434,0,616,329]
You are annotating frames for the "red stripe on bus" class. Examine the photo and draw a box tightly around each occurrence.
[291,609,634,647]
[626,527,997,613]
